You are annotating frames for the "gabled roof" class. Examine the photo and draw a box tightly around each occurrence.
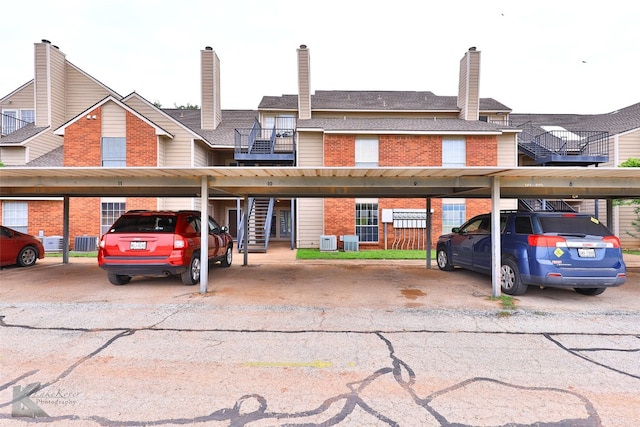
[54,95,173,137]
[0,123,49,145]
[259,90,511,112]
[164,109,258,147]
[511,102,640,136]
[297,117,515,134]
[26,146,63,167]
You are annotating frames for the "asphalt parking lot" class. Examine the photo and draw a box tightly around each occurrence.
[1,248,639,426]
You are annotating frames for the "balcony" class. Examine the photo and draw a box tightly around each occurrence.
[1,113,33,137]
[234,120,296,164]
[516,123,609,166]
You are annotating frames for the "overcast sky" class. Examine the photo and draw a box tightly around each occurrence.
[2,0,638,115]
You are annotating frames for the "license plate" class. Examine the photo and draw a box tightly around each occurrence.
[578,248,595,258]
[130,241,147,250]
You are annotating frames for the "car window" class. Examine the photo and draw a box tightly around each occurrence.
[538,215,611,236]
[110,215,176,233]
[514,216,533,234]
[184,216,200,233]
[209,217,221,233]
[460,218,485,234]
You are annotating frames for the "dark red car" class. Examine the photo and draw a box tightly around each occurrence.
[0,225,45,267]
[98,210,234,285]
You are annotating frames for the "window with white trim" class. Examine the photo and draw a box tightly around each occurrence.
[2,201,28,233]
[102,137,126,166]
[442,138,466,167]
[442,199,466,234]
[1,109,34,135]
[101,199,126,235]
[355,199,379,242]
[355,136,378,167]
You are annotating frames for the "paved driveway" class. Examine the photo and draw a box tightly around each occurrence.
[1,252,639,426]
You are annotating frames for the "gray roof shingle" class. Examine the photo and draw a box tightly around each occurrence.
[259,90,510,112]
[297,117,510,133]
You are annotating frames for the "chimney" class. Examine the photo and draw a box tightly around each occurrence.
[201,46,221,130]
[34,40,66,128]
[457,47,481,121]
[297,44,311,120]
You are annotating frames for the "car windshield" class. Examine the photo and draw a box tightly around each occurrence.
[110,215,177,233]
[538,215,611,236]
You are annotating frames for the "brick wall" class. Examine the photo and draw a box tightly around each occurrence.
[322,133,498,249]
[126,111,158,166]
[64,106,102,167]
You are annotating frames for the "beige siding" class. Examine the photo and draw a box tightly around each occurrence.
[194,141,208,167]
[49,47,66,130]
[297,131,323,166]
[0,147,27,165]
[618,130,640,163]
[26,132,63,163]
[618,205,640,248]
[66,65,117,121]
[496,133,517,166]
[34,43,49,127]
[158,197,195,211]
[124,96,194,166]
[0,82,34,110]
[297,198,324,248]
[101,101,126,137]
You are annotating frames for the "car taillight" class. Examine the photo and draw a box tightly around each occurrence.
[528,235,566,247]
[174,235,186,249]
[602,236,621,248]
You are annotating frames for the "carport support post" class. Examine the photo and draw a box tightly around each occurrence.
[243,197,249,266]
[426,198,431,269]
[490,176,501,297]
[63,196,70,264]
[199,177,209,294]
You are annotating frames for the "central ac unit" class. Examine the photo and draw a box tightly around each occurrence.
[319,235,337,251]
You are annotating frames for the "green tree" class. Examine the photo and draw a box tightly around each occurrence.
[617,158,640,238]
[174,103,199,110]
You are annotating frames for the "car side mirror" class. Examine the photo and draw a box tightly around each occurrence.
[452,227,460,233]
[221,226,228,233]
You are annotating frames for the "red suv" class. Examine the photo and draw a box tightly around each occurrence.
[98,210,233,285]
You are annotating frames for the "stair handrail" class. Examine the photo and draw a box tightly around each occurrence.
[237,197,255,251]
[248,120,261,155]
[263,198,275,251]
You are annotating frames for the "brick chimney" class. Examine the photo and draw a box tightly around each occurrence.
[457,47,481,121]
[34,39,66,128]
[297,44,311,120]
[201,46,221,130]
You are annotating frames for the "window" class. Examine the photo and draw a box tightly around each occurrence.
[2,201,28,233]
[355,136,378,167]
[264,115,296,136]
[442,138,466,167]
[102,137,126,166]
[355,199,378,242]
[1,109,34,135]
[442,199,465,234]
[101,200,126,235]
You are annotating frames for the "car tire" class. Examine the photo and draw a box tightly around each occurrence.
[501,258,528,296]
[436,247,454,271]
[107,273,131,285]
[221,245,232,267]
[17,246,39,267]
[181,255,200,285]
[574,287,606,296]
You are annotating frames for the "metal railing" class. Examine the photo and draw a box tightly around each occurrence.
[234,120,296,161]
[1,113,33,137]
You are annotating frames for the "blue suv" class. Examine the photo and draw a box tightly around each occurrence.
[436,211,627,296]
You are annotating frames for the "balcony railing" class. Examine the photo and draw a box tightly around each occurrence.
[234,120,296,163]
[1,113,33,137]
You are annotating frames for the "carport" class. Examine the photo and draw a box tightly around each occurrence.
[1,166,639,296]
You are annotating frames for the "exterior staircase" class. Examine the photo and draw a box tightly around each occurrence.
[519,198,576,212]
[237,197,274,253]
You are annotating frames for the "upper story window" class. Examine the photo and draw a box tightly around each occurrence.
[1,109,34,135]
[442,137,466,167]
[264,115,296,134]
[102,137,126,166]
[355,136,379,167]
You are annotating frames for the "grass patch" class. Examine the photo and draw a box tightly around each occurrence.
[46,251,97,258]
[489,295,517,310]
[623,249,640,256]
[296,249,436,260]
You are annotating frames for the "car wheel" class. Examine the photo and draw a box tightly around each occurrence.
[17,246,38,267]
[107,273,131,285]
[181,255,200,285]
[221,245,232,267]
[574,287,606,296]
[436,247,454,271]
[501,258,528,296]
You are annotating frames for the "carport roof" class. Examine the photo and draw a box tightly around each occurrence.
[1,166,639,199]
